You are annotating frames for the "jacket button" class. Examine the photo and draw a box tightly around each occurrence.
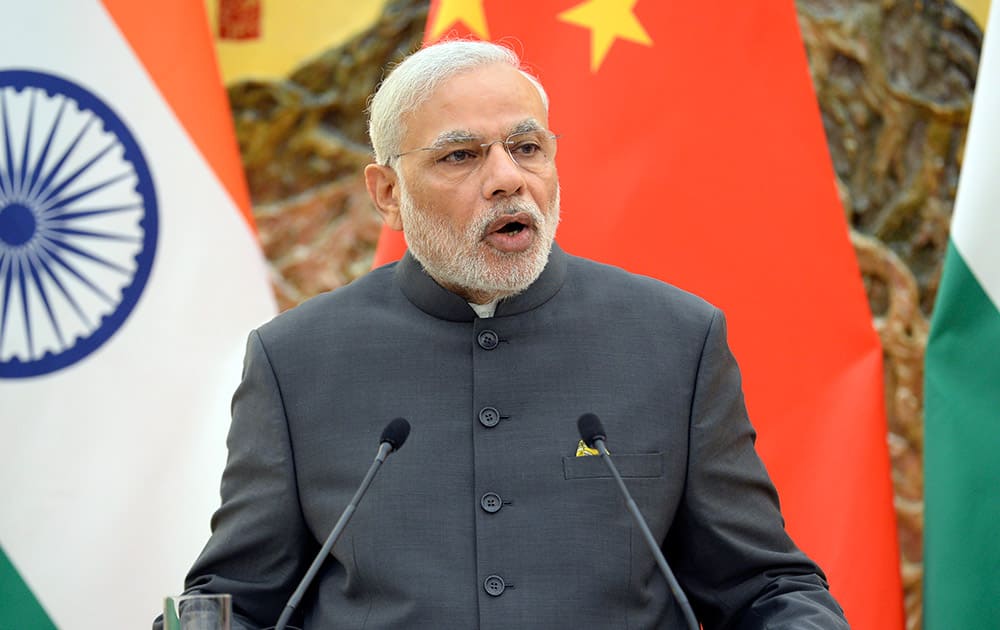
[478,407,501,428]
[477,330,499,350]
[483,574,506,597]
[480,492,503,513]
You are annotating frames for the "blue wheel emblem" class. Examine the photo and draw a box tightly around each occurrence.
[0,70,157,378]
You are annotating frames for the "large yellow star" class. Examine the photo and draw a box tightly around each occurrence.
[428,0,490,41]
[558,0,653,72]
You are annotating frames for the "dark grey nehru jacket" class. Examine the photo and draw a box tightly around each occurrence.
[176,244,848,629]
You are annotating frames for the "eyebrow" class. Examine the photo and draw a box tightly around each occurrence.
[429,129,479,148]
[510,119,543,135]
[428,119,545,148]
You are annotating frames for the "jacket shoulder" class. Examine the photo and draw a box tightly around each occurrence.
[564,254,719,324]
[255,262,399,343]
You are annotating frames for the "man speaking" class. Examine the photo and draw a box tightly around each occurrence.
[161,40,849,629]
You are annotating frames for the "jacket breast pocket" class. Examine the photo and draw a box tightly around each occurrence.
[562,452,663,479]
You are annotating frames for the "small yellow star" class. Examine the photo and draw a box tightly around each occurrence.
[428,0,490,41]
[558,0,653,72]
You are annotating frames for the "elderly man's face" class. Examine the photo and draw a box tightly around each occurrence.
[368,62,560,304]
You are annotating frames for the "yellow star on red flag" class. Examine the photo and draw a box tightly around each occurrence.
[428,0,490,41]
[558,0,653,72]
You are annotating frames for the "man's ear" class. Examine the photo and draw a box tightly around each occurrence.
[364,163,403,231]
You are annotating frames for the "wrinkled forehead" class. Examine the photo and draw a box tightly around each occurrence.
[401,63,549,148]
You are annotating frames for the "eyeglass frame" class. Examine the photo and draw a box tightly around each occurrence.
[383,127,559,173]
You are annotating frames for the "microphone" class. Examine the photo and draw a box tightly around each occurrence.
[273,417,411,630]
[577,413,699,630]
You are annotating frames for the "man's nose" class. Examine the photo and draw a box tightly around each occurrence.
[480,142,525,199]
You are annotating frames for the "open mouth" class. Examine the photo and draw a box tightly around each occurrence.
[483,212,537,252]
[496,220,527,234]
[486,212,535,236]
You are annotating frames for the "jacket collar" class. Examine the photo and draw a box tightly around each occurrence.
[395,243,568,322]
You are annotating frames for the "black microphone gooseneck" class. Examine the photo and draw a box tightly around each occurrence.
[274,417,411,630]
[576,413,699,630]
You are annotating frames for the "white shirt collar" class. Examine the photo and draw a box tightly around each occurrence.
[468,300,499,318]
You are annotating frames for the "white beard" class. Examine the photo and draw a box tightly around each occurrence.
[398,182,560,302]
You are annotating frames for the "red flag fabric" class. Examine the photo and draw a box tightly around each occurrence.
[373,1,902,627]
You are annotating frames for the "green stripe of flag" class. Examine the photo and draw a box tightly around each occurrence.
[0,544,57,629]
[924,241,1000,627]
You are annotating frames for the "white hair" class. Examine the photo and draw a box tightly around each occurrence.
[367,40,549,165]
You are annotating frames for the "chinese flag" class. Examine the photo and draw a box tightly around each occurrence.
[373,1,903,627]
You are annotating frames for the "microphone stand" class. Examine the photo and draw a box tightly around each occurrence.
[274,440,395,630]
[593,436,700,630]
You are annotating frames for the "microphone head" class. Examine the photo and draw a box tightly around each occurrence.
[380,417,411,450]
[577,413,606,448]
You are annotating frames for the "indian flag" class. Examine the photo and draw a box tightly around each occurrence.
[0,1,276,628]
[924,3,1000,626]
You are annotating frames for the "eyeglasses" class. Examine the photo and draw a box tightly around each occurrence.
[387,129,558,181]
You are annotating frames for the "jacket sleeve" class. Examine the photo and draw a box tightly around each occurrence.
[668,308,850,629]
[176,330,317,629]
